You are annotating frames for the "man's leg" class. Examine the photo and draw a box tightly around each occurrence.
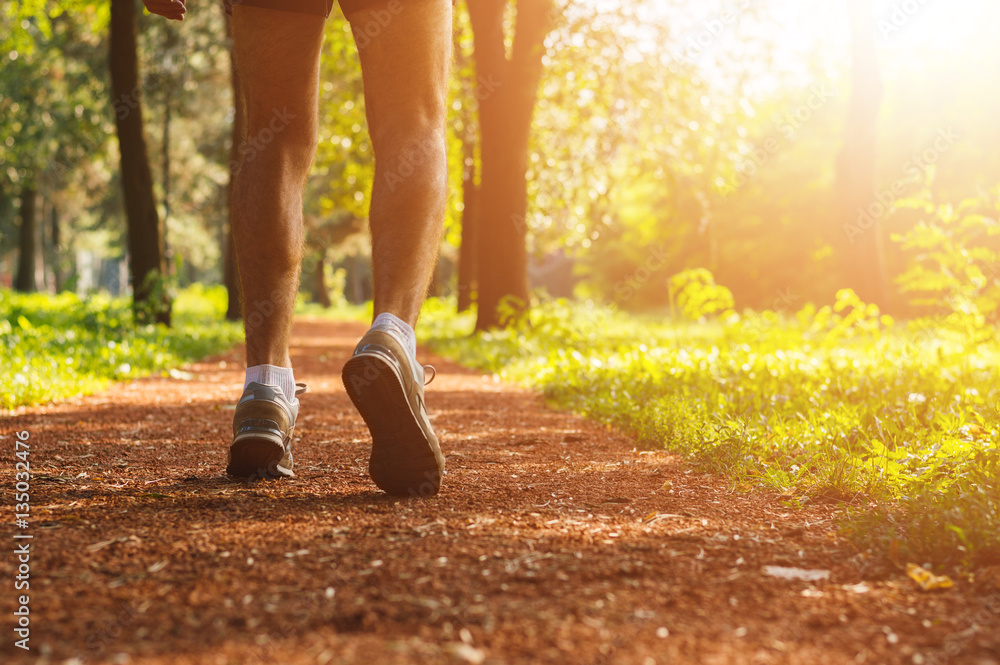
[350,0,452,327]
[226,6,325,478]
[341,0,452,497]
[232,6,324,370]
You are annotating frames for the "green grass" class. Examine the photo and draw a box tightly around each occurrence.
[5,283,997,569]
[417,295,1000,570]
[1,284,243,410]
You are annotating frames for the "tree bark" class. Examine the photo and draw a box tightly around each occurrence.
[162,78,172,274]
[454,22,478,313]
[223,7,243,321]
[346,253,367,304]
[833,0,887,307]
[456,133,479,312]
[14,187,37,293]
[468,0,555,330]
[50,204,62,292]
[313,255,332,308]
[110,0,170,324]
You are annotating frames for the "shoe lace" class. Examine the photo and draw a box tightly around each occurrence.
[422,365,436,386]
[294,382,309,397]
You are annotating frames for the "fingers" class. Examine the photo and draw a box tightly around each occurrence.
[142,0,186,21]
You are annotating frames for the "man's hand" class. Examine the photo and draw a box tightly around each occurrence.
[143,0,187,21]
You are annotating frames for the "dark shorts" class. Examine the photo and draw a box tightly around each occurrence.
[224,0,388,19]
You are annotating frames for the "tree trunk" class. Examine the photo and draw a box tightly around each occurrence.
[454,21,478,313]
[223,7,243,321]
[833,0,887,307]
[313,255,332,308]
[456,109,479,312]
[110,0,170,325]
[50,204,63,292]
[347,253,365,304]
[457,165,479,312]
[468,0,555,330]
[162,78,172,274]
[14,187,37,293]
[37,198,49,292]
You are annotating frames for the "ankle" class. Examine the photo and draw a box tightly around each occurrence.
[244,364,298,403]
[370,312,417,359]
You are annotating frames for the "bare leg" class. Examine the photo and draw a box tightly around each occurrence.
[347,0,453,328]
[231,6,325,367]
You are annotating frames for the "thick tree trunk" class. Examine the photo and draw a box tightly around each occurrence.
[14,187,37,293]
[110,0,170,324]
[469,0,554,330]
[223,7,243,321]
[833,0,887,307]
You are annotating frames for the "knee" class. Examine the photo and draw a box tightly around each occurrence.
[372,116,447,185]
[238,105,318,178]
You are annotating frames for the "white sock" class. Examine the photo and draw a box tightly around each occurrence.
[244,364,297,404]
[371,312,417,359]
[370,312,423,384]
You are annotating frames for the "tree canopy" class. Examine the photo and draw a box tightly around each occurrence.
[3,0,1000,324]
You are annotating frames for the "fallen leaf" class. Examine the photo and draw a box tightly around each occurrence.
[906,563,953,591]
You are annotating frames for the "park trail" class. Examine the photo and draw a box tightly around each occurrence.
[2,319,999,665]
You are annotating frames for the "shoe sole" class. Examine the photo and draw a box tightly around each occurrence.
[226,435,293,479]
[342,353,443,497]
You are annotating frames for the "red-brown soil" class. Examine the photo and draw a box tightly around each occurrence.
[2,319,999,665]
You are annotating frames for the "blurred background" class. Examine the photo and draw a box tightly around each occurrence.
[2,0,1000,326]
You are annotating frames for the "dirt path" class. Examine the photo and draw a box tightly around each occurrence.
[2,319,998,665]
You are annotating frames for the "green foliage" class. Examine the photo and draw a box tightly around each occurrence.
[1,284,242,410]
[892,187,1000,328]
[419,284,1000,570]
[133,269,175,325]
[668,268,735,320]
